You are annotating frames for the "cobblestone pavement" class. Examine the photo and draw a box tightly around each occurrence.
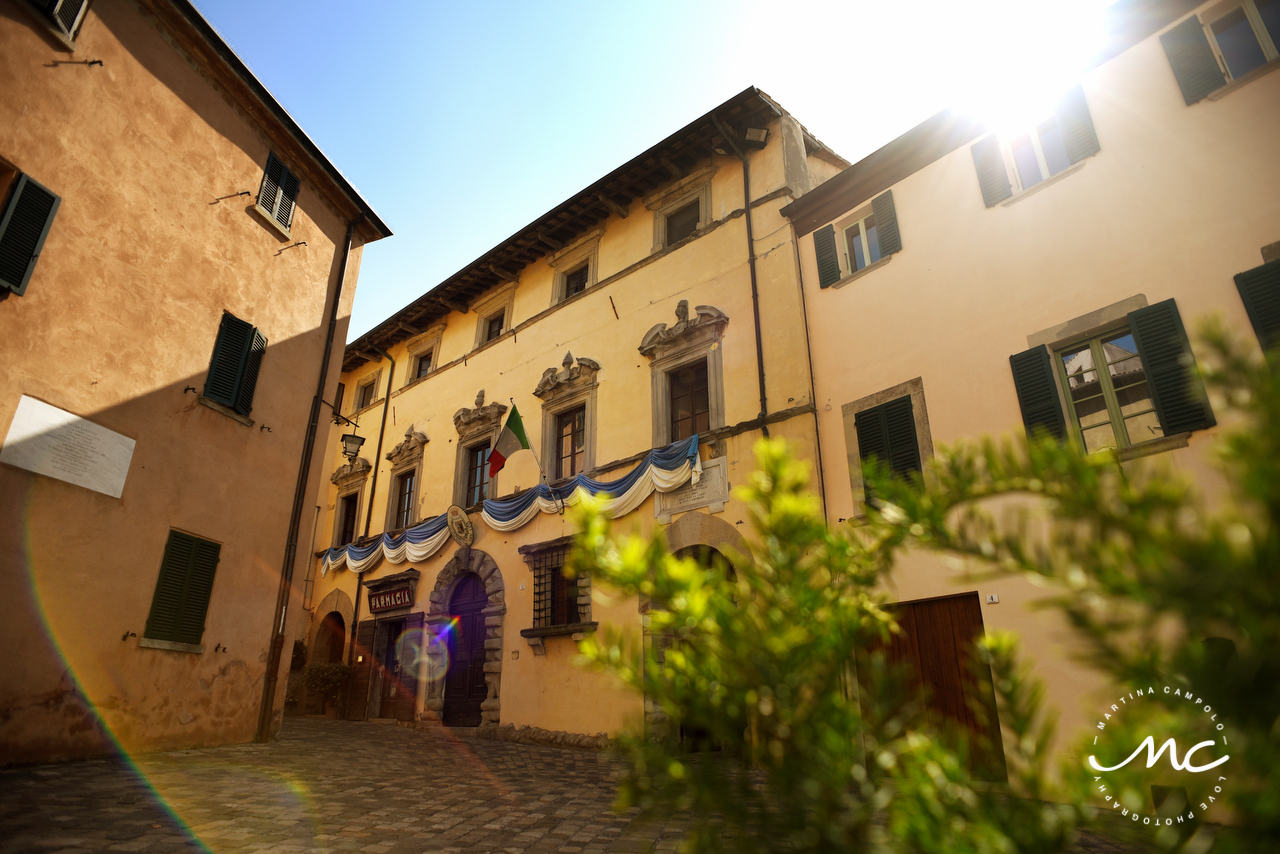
[0,719,1154,854]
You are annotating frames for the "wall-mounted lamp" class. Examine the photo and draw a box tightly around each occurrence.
[341,431,366,460]
[743,127,769,149]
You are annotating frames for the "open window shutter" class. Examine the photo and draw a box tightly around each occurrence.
[173,538,220,645]
[1160,16,1227,105]
[813,224,840,288]
[234,328,267,416]
[204,313,253,407]
[259,153,284,220]
[871,190,902,257]
[971,136,1012,207]
[44,0,88,37]
[1234,259,1280,353]
[857,396,921,479]
[0,174,61,296]
[275,168,299,230]
[145,532,195,642]
[1055,85,1100,164]
[1129,299,1215,434]
[1009,345,1067,441]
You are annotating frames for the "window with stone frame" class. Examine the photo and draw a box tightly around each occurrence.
[555,406,586,479]
[531,543,579,628]
[563,264,589,299]
[547,229,601,305]
[535,352,600,482]
[640,301,728,447]
[336,492,359,546]
[414,351,433,380]
[668,359,710,442]
[646,164,715,253]
[391,469,416,529]
[464,442,490,507]
[354,372,379,411]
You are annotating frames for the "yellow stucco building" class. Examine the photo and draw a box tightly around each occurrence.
[0,0,389,764]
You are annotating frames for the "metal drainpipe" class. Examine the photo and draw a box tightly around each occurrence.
[255,213,364,743]
[712,115,769,437]
[790,221,829,519]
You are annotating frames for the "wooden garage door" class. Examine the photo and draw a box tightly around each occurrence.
[870,592,1007,781]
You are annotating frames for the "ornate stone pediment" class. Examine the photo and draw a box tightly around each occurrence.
[331,456,372,487]
[453,389,508,441]
[638,300,729,359]
[386,424,428,467]
[533,351,602,399]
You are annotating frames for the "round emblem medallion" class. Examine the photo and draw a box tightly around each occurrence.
[446,504,474,546]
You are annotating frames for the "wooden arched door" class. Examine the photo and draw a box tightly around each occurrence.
[443,574,488,726]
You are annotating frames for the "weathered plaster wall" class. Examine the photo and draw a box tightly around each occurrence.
[0,0,365,763]
[795,7,1280,759]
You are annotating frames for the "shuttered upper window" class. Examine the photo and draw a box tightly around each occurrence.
[1010,299,1215,450]
[0,172,61,297]
[855,395,923,481]
[143,531,221,649]
[1234,258,1280,353]
[256,153,300,234]
[1161,4,1280,104]
[813,190,903,288]
[971,85,1100,207]
[204,312,267,417]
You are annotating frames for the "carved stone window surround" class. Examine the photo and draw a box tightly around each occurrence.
[534,352,601,482]
[383,425,428,532]
[639,301,729,447]
[452,391,507,508]
[547,229,603,305]
[471,284,517,351]
[402,325,445,388]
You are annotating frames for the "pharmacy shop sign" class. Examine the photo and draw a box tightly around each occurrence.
[1088,685,1230,828]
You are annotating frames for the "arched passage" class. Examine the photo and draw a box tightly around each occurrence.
[310,588,354,662]
[315,612,346,664]
[423,547,505,727]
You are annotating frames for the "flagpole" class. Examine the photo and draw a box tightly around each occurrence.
[511,397,564,514]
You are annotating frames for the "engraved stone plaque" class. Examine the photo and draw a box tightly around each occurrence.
[1,395,135,498]
[655,455,728,523]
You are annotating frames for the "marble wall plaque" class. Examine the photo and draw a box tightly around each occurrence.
[0,395,135,498]
[655,455,728,523]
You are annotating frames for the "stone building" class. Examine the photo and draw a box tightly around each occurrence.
[0,0,390,764]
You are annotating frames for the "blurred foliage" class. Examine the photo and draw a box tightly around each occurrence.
[570,324,1278,852]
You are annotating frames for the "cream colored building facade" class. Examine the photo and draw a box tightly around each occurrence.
[0,0,389,764]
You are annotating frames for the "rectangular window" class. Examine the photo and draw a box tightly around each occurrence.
[564,263,589,298]
[355,379,376,410]
[256,152,300,233]
[485,312,505,343]
[1057,328,1163,453]
[1209,1,1280,79]
[333,382,346,418]
[415,351,432,380]
[668,360,710,442]
[555,406,586,479]
[529,544,579,628]
[665,199,701,246]
[144,531,221,647]
[26,0,88,40]
[854,395,923,480]
[0,171,61,297]
[337,493,359,545]
[204,312,267,417]
[465,443,491,506]
[1010,115,1073,191]
[844,213,881,272]
[393,470,415,529]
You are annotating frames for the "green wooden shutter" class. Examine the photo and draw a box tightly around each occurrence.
[871,190,902,257]
[1128,299,1215,434]
[145,532,221,645]
[971,136,1012,207]
[856,396,921,479]
[259,153,284,220]
[1234,259,1280,353]
[1010,345,1067,441]
[234,328,267,416]
[0,174,61,296]
[1055,85,1100,164]
[204,313,254,408]
[1160,16,1226,105]
[814,224,840,288]
[276,168,299,230]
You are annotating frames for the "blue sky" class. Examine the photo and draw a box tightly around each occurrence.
[193,0,1109,338]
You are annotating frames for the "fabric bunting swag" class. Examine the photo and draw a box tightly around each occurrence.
[481,434,701,532]
[321,435,702,575]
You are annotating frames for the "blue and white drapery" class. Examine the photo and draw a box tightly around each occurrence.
[481,434,701,532]
[320,512,451,576]
[320,435,701,575]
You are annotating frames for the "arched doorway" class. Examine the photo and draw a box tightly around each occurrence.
[443,573,488,726]
[316,612,346,663]
[671,544,733,750]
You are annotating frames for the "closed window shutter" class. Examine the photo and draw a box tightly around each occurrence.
[204,313,254,408]
[258,154,283,219]
[871,190,902,257]
[1234,259,1280,353]
[1009,345,1067,441]
[1056,85,1101,164]
[971,136,1012,207]
[234,328,267,416]
[0,174,61,296]
[856,396,921,479]
[259,153,298,231]
[144,532,221,645]
[1160,16,1227,104]
[275,168,299,230]
[813,224,840,288]
[1128,299,1215,434]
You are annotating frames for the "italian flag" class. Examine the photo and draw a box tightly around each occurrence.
[488,404,531,477]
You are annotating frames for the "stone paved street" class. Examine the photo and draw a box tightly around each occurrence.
[0,719,1155,854]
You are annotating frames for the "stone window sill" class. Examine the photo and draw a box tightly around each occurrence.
[253,203,292,239]
[520,622,598,639]
[828,254,892,290]
[1207,58,1280,101]
[198,395,253,426]
[140,637,204,654]
[1001,161,1086,207]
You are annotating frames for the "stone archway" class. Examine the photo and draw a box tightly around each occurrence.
[665,510,750,564]
[422,547,505,726]
[310,588,354,661]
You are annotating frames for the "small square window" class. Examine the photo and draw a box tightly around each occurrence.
[464,443,491,507]
[414,351,433,380]
[355,380,376,411]
[668,360,710,442]
[564,264,589,299]
[554,406,586,480]
[485,312,505,343]
[843,213,882,273]
[665,199,701,246]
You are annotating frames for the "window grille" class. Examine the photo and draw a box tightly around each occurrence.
[530,545,578,628]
